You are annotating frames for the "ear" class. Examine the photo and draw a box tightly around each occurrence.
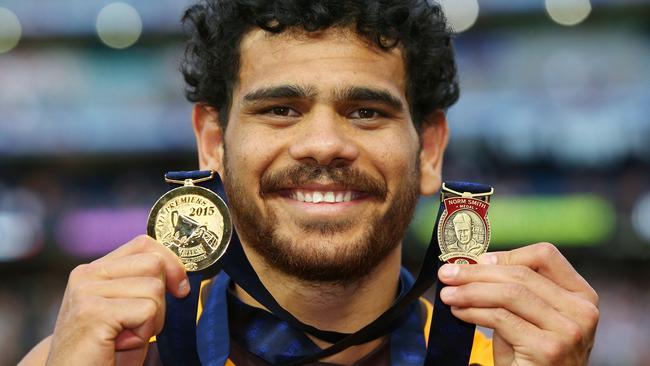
[419,110,449,196]
[192,104,225,178]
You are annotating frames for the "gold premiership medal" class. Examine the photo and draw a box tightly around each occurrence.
[147,172,232,272]
[437,183,493,264]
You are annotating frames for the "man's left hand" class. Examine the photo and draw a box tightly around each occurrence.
[438,242,599,366]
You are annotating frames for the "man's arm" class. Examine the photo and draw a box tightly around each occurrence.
[19,235,188,366]
[439,242,599,365]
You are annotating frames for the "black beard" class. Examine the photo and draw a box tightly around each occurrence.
[223,159,420,285]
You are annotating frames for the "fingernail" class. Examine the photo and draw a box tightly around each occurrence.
[479,253,498,265]
[440,264,460,278]
[440,286,457,299]
[179,279,190,294]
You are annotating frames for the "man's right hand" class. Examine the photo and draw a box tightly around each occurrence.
[45,235,189,366]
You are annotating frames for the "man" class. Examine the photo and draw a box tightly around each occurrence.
[447,213,484,256]
[20,0,599,365]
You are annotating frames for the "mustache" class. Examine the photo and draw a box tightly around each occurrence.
[260,164,387,200]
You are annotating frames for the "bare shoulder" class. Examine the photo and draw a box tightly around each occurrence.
[18,335,51,366]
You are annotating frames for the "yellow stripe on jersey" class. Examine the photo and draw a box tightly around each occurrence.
[420,297,494,366]
[149,278,213,343]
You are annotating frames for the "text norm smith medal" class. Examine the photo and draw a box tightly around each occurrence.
[147,171,232,272]
[438,183,494,264]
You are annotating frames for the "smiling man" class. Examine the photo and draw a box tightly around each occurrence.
[21,1,599,365]
[216,28,422,286]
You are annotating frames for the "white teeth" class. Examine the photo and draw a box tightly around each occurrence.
[343,191,352,202]
[291,190,356,203]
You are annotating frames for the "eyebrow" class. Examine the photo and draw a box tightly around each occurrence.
[242,84,404,111]
[335,86,404,111]
[243,84,317,103]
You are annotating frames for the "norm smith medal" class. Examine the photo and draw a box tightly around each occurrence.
[437,184,492,264]
[147,183,232,272]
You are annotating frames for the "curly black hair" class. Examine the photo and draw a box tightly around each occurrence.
[181,0,459,129]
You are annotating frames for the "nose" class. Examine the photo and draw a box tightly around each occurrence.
[288,110,359,166]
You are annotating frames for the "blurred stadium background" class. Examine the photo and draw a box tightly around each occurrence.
[0,0,649,365]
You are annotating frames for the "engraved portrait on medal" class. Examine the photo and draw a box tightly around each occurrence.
[442,210,486,256]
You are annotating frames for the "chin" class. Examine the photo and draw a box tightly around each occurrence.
[254,229,398,285]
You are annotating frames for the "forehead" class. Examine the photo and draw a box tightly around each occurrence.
[235,27,407,100]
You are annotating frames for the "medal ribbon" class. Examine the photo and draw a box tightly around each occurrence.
[156,171,491,366]
[217,268,426,365]
[156,272,205,366]
[424,181,490,365]
[156,173,215,366]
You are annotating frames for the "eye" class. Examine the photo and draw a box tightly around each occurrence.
[266,106,300,117]
[349,108,381,119]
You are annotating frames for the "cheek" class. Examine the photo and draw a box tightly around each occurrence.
[363,133,419,186]
[227,128,271,171]
[225,126,287,194]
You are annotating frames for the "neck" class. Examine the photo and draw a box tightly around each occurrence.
[233,244,402,365]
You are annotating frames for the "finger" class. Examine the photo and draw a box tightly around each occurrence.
[115,330,144,351]
[93,253,171,293]
[441,282,575,333]
[439,263,599,333]
[75,277,166,335]
[452,307,571,365]
[116,344,149,366]
[72,295,159,349]
[481,243,598,304]
[450,306,542,351]
[93,235,189,298]
[96,252,166,280]
[106,297,159,348]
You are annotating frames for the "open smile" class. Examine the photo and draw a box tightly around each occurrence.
[286,189,363,203]
[270,184,373,218]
